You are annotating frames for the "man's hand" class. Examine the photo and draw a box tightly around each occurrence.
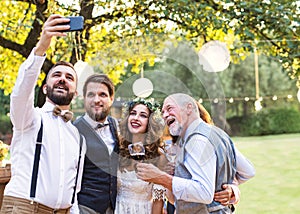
[136,162,166,183]
[214,184,234,206]
[35,14,70,56]
[136,162,173,191]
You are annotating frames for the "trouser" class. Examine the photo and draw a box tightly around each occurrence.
[78,204,113,214]
[0,196,71,214]
[167,201,176,214]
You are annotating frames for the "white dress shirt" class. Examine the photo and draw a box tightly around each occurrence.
[172,119,216,204]
[229,147,256,204]
[235,148,255,184]
[83,114,116,155]
[4,48,86,209]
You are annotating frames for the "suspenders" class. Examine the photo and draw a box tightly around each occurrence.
[30,120,83,204]
[30,120,43,199]
[71,134,83,204]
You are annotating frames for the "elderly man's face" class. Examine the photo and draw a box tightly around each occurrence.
[162,96,184,136]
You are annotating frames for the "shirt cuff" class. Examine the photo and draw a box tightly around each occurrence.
[229,184,240,204]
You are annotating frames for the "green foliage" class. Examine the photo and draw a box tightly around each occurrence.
[0,89,9,115]
[218,53,297,118]
[228,107,300,136]
[0,115,12,135]
[0,0,299,98]
[268,108,300,134]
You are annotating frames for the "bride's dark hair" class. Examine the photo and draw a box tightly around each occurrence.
[118,98,164,170]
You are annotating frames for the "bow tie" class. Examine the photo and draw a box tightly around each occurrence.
[53,105,73,122]
[95,123,109,130]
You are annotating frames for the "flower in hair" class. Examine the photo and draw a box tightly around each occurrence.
[122,97,162,121]
[129,97,160,113]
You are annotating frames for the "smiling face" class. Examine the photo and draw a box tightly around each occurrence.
[84,82,114,122]
[43,64,78,106]
[127,104,150,141]
[162,96,184,136]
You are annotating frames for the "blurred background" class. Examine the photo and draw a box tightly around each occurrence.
[0,1,299,213]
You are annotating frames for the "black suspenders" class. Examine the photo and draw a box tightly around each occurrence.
[30,120,43,199]
[71,134,83,204]
[30,120,83,204]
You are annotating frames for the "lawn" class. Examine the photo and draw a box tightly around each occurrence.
[232,133,300,214]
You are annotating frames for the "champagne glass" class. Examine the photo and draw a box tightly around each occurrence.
[165,140,178,163]
[128,142,145,161]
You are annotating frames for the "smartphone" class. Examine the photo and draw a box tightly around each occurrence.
[60,16,84,32]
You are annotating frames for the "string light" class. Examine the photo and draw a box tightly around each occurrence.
[198,94,297,103]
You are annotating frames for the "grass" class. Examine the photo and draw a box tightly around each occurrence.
[232,133,300,214]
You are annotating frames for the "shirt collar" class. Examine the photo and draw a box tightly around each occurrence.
[83,113,109,129]
[42,101,57,113]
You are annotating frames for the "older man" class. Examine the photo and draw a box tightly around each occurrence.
[137,93,237,214]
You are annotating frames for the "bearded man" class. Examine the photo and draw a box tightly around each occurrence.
[73,74,119,214]
[1,14,86,214]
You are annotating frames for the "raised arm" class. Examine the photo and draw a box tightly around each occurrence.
[10,14,71,130]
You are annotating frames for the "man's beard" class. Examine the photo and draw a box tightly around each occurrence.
[169,120,182,137]
[87,106,110,122]
[46,85,74,105]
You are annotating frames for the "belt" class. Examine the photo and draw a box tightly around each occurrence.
[3,196,71,214]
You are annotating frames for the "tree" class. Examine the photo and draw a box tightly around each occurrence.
[0,0,299,117]
[218,53,298,118]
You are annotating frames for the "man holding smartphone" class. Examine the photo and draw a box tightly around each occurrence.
[0,14,86,214]
[60,16,84,32]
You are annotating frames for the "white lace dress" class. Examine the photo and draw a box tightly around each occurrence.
[115,169,165,214]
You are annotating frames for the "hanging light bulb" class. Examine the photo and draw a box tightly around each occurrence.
[132,78,153,98]
[198,41,230,72]
[254,99,262,111]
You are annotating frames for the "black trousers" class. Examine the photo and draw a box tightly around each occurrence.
[167,201,175,214]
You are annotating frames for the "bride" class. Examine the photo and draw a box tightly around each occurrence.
[115,97,166,214]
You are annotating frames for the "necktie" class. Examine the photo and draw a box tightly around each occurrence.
[53,105,73,122]
[95,123,109,130]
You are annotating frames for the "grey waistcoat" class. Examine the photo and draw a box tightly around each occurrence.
[73,116,119,213]
[175,121,236,214]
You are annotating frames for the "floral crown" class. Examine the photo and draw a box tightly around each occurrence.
[127,97,161,113]
[122,97,160,117]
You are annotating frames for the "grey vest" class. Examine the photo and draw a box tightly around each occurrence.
[73,116,119,213]
[175,121,236,214]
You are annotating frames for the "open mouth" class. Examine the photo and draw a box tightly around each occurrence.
[167,118,175,126]
[131,121,141,128]
[54,85,68,93]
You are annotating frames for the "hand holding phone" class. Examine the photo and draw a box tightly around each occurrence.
[58,16,84,32]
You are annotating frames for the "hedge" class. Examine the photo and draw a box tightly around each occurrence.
[227,108,300,136]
